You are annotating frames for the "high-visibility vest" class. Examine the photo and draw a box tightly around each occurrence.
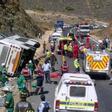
[67,45,72,52]
[64,44,67,51]
[46,51,51,58]
[74,60,80,68]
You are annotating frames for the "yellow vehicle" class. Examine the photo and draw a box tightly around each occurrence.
[83,50,110,75]
[56,37,72,54]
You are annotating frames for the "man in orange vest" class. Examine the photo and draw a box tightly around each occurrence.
[61,61,69,75]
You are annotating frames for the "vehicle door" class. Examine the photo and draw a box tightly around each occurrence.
[66,84,87,111]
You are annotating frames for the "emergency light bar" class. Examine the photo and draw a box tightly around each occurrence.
[65,81,92,86]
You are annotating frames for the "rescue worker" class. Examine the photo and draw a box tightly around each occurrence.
[50,53,58,72]
[28,60,35,78]
[50,41,55,52]
[61,61,69,75]
[64,43,68,56]
[42,60,51,83]
[45,50,51,62]
[73,59,80,72]
[15,92,34,112]
[60,41,64,55]
[17,73,26,93]
[67,43,73,58]
[73,43,79,59]
[37,95,50,112]
[2,86,14,112]
[0,63,8,86]
[34,64,44,95]
[21,64,32,95]
[85,36,90,49]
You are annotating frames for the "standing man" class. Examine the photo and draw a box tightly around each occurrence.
[28,60,35,78]
[50,53,58,72]
[34,64,44,95]
[64,43,68,56]
[15,92,34,112]
[2,86,14,112]
[37,95,50,112]
[0,63,8,86]
[17,73,26,93]
[73,59,80,72]
[21,64,32,95]
[73,43,79,59]
[42,60,51,83]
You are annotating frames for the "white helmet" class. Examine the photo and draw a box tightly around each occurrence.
[2,86,11,92]
[29,60,32,63]
[1,63,5,66]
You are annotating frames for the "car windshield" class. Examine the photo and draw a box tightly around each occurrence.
[69,86,86,97]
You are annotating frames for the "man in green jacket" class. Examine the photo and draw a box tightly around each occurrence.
[0,63,8,86]
[17,74,26,93]
[2,86,14,112]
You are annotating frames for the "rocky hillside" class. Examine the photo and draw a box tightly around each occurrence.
[20,0,112,21]
[0,2,43,38]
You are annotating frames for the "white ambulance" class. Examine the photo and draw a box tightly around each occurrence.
[54,73,98,112]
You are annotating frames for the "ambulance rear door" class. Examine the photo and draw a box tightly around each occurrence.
[66,84,95,111]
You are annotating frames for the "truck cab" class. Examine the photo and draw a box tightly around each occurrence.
[54,73,98,112]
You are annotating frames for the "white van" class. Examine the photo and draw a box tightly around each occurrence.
[49,32,62,43]
[54,73,98,112]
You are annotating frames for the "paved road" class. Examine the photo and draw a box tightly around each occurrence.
[28,54,112,112]
[28,27,112,112]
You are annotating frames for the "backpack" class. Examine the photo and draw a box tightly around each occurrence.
[43,102,50,112]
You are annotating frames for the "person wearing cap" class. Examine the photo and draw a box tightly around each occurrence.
[28,60,35,78]
[34,64,44,95]
[50,52,58,72]
[2,86,14,112]
[37,95,50,112]
[15,92,34,112]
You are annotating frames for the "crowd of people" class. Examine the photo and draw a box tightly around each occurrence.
[0,31,111,112]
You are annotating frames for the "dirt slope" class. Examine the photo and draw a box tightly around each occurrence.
[0,2,43,38]
[20,0,112,21]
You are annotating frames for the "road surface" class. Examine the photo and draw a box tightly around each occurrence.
[28,27,112,112]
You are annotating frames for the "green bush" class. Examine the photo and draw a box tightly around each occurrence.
[65,6,74,11]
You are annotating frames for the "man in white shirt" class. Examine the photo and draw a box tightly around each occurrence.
[42,60,51,83]
[37,95,50,112]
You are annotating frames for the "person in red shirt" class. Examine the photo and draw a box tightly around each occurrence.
[34,64,44,95]
[73,43,79,59]
[21,64,32,95]
[85,36,90,49]
[61,61,69,75]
